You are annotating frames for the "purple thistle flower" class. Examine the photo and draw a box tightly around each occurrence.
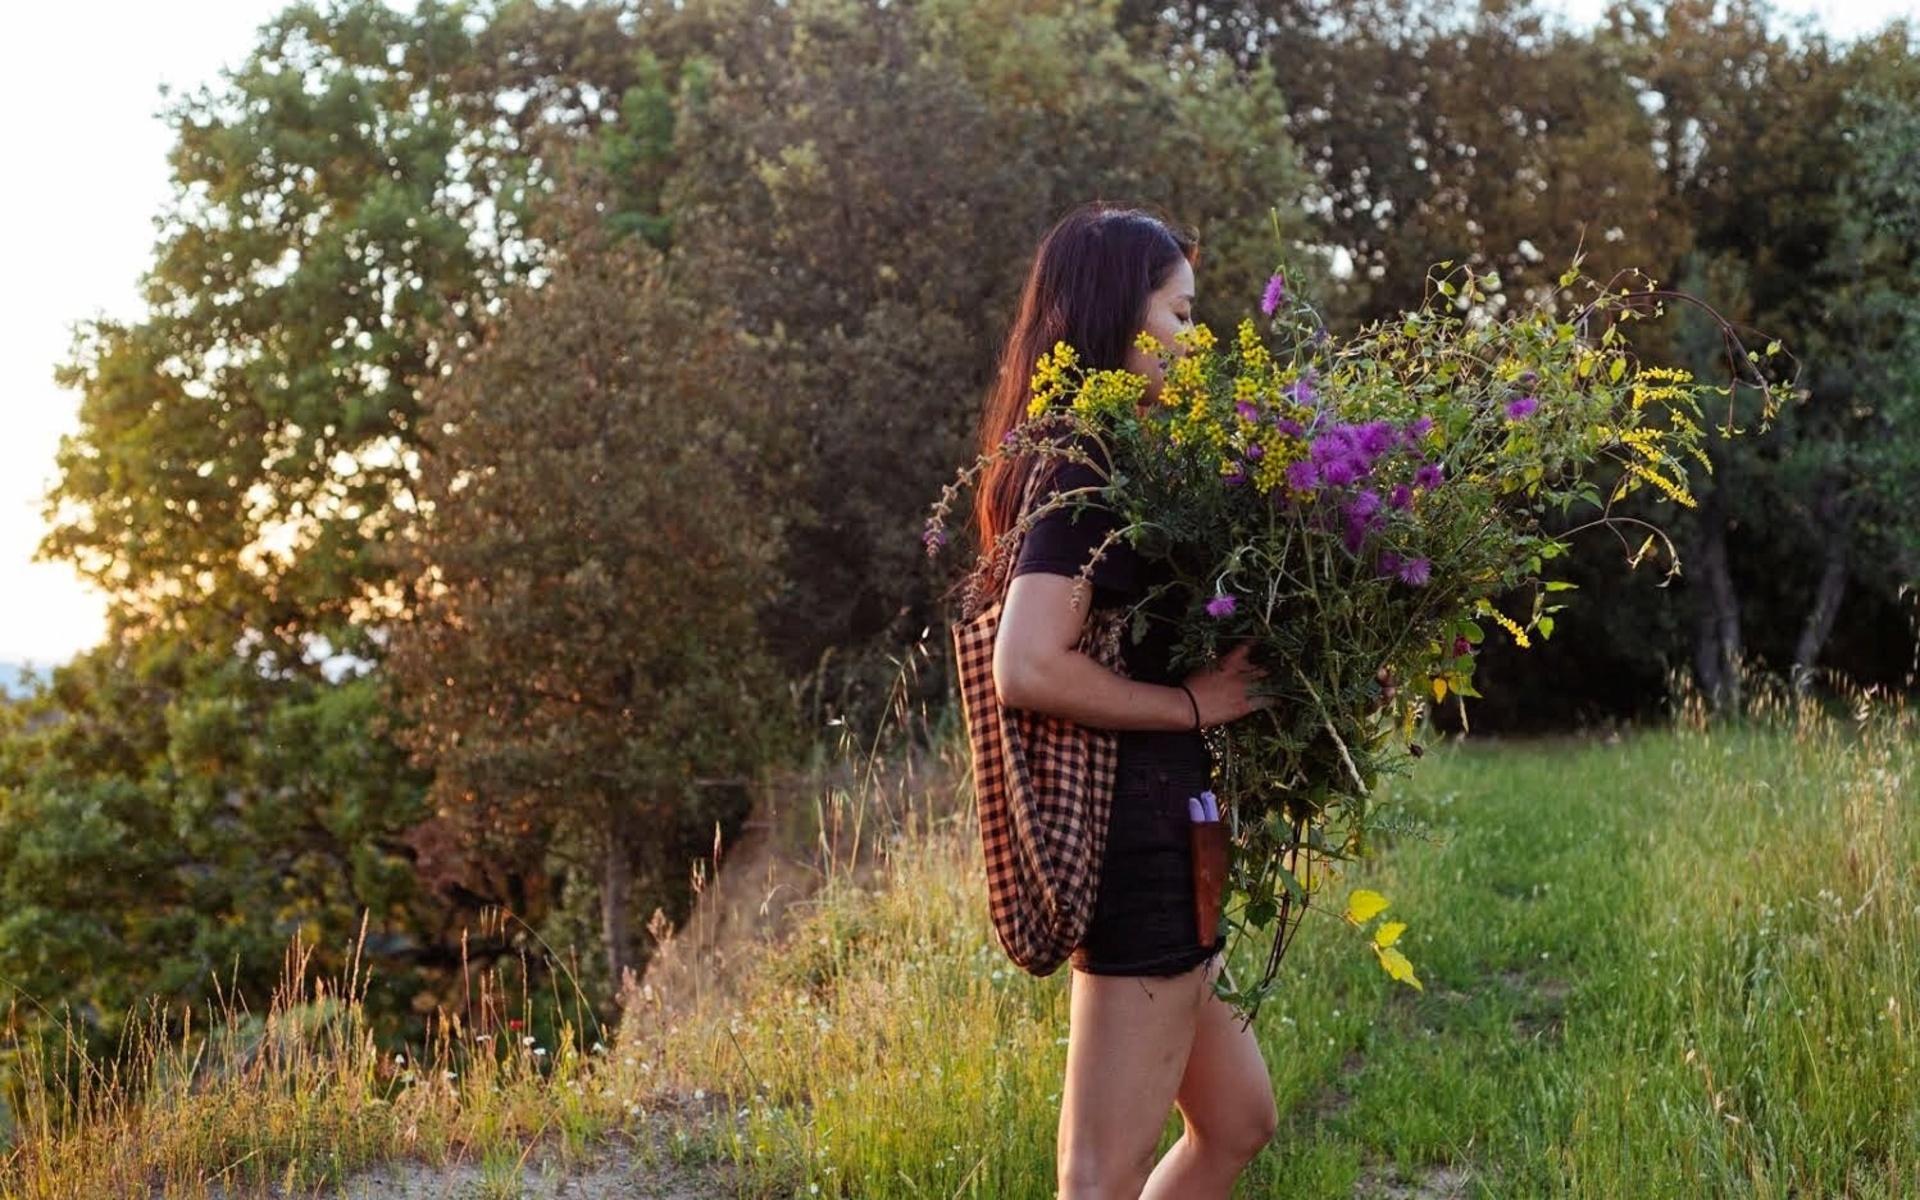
[1378,550,1402,576]
[1395,556,1432,586]
[1276,417,1305,438]
[1261,271,1288,316]
[1245,442,1265,461]
[1345,488,1382,520]
[1206,593,1238,618]
[1359,420,1397,458]
[1290,368,1319,408]
[1236,400,1260,423]
[1321,457,1362,487]
[1342,514,1373,554]
[1285,459,1320,490]
[1223,466,1248,487]
[1310,425,1357,462]
[1414,462,1445,489]
[1518,370,1539,387]
[1404,415,1434,444]
[1506,395,1539,420]
[1389,483,1414,510]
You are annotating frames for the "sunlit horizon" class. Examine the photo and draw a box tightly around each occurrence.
[2,0,1911,669]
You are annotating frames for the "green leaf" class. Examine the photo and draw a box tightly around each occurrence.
[1275,866,1307,905]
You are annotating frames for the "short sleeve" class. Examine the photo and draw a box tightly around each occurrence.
[1009,437,1140,597]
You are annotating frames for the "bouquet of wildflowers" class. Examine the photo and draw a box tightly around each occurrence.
[926,242,1793,1020]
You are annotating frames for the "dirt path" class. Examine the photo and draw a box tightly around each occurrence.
[305,1144,724,1199]
[196,1122,739,1200]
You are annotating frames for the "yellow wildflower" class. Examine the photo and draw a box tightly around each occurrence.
[1026,341,1080,418]
[1478,601,1532,649]
[1176,322,1218,354]
[1623,461,1696,507]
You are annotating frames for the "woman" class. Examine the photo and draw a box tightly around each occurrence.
[974,202,1280,1199]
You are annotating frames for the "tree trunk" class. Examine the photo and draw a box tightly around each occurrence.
[1791,554,1848,691]
[602,815,633,989]
[1791,484,1850,692]
[1691,486,1744,712]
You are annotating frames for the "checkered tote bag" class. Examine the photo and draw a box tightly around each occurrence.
[952,461,1131,977]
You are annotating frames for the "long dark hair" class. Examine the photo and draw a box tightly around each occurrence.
[972,203,1199,564]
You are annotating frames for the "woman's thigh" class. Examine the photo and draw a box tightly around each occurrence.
[1172,953,1280,1149]
[1057,959,1210,1193]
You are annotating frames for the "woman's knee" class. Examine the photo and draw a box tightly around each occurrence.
[1057,1144,1154,1199]
[1190,1092,1279,1164]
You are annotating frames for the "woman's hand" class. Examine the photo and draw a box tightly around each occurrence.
[1180,641,1273,728]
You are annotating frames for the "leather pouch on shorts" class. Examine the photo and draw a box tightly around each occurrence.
[1190,818,1229,949]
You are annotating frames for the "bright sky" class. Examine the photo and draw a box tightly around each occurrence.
[1,0,1913,668]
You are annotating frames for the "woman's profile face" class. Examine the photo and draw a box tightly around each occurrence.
[1123,254,1196,407]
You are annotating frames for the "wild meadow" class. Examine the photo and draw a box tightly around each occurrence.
[1,662,1912,1198]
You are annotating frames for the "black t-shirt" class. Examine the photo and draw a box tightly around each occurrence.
[1008,438,1190,688]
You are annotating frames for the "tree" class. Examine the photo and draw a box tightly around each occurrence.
[378,197,796,992]
[1600,2,1920,705]
[1116,0,1686,323]
[0,630,434,1052]
[12,0,651,1047]
[639,0,1318,722]
[1794,30,1920,684]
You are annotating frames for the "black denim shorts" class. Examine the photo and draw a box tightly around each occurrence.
[1070,730,1230,977]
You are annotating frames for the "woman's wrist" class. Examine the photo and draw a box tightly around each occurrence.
[1175,683,1202,732]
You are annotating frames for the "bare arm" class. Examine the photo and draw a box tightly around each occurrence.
[992,572,1269,730]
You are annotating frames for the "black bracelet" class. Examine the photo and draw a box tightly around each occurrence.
[1178,683,1201,732]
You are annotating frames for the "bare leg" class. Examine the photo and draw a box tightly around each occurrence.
[1139,952,1280,1199]
[1057,960,1210,1199]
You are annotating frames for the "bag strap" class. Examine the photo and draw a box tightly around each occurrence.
[959,453,1054,624]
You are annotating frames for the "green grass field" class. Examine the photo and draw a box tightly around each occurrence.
[3,674,1914,1198]
[642,678,1918,1199]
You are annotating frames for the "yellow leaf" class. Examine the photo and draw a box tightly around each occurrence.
[1431,677,1448,701]
[1373,920,1407,948]
[1375,945,1424,990]
[1346,889,1390,924]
